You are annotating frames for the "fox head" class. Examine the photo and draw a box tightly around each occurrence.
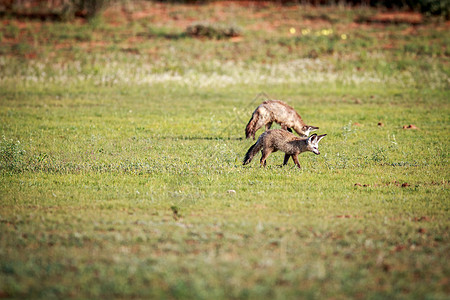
[306,133,327,155]
[299,125,319,137]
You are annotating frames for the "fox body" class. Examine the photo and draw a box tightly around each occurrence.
[243,129,326,168]
[245,100,318,139]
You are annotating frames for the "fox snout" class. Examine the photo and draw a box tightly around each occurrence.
[301,125,319,137]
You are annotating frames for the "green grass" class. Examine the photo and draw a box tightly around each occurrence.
[1,2,449,299]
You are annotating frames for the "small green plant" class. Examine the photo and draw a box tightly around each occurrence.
[11,42,35,56]
[341,121,356,140]
[4,24,19,39]
[186,22,242,39]
[371,146,388,164]
[0,136,25,172]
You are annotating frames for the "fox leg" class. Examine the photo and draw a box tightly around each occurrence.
[260,149,271,167]
[283,154,291,166]
[292,154,301,169]
[280,124,293,133]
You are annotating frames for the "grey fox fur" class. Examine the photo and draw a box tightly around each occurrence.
[243,129,326,168]
[245,100,318,139]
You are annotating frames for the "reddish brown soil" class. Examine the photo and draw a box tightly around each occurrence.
[367,12,423,25]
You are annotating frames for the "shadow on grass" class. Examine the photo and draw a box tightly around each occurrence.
[137,32,189,40]
[158,135,244,141]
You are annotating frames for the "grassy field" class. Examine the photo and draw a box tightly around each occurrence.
[1,1,449,299]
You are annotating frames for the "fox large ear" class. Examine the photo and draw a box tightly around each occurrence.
[304,125,319,132]
[317,134,327,143]
[307,133,317,143]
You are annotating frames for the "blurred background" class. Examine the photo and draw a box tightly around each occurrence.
[0,0,449,21]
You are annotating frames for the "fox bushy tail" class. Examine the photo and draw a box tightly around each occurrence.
[243,138,263,165]
[245,112,259,139]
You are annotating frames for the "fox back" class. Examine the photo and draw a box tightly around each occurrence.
[245,100,318,139]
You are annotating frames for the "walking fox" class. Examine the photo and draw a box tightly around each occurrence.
[245,100,318,139]
[243,129,326,168]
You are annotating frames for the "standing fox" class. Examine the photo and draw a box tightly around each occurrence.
[243,129,326,168]
[245,100,318,139]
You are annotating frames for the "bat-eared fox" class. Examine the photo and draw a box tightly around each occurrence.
[245,100,318,139]
[243,129,327,169]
